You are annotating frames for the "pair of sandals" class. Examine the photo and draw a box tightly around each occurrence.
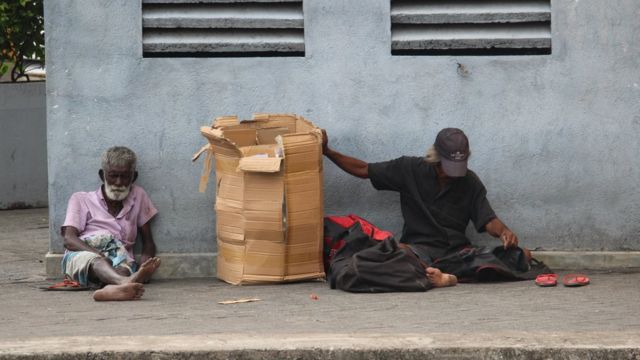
[535,273,590,287]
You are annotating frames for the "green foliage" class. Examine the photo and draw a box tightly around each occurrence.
[0,0,44,82]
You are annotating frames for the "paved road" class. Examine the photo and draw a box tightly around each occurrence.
[1,209,639,359]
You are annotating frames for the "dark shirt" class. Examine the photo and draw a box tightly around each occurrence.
[368,156,496,260]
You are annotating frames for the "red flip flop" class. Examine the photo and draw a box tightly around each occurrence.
[40,279,88,291]
[535,273,557,287]
[563,274,590,287]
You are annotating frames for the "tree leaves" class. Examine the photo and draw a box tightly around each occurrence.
[0,0,44,81]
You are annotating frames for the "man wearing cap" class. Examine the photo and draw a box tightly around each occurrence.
[322,128,531,289]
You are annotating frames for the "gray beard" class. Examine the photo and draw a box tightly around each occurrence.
[104,183,131,201]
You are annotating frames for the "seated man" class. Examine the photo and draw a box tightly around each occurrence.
[61,146,161,301]
[323,128,543,291]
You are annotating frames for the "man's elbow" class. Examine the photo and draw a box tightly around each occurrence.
[62,236,73,250]
[355,165,369,179]
[62,234,79,251]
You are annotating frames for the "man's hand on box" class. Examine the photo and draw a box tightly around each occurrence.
[320,128,369,178]
[321,129,329,155]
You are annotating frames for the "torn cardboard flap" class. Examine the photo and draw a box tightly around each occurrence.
[199,128,241,157]
[222,128,257,147]
[191,144,210,162]
[252,113,298,133]
[241,145,280,157]
[212,116,239,128]
[257,127,290,145]
[200,126,225,140]
[238,157,282,173]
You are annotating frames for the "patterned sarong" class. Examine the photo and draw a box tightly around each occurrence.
[61,234,137,287]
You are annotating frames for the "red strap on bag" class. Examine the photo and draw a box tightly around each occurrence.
[323,214,394,272]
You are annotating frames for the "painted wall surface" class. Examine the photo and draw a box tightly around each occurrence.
[44,0,640,256]
[0,82,48,209]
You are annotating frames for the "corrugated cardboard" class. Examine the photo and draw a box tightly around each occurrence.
[195,113,325,285]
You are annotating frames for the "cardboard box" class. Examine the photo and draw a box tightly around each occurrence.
[195,114,325,284]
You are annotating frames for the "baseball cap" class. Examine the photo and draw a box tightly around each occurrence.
[434,128,470,177]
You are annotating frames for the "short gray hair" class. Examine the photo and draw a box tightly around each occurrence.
[101,146,137,172]
[424,145,440,164]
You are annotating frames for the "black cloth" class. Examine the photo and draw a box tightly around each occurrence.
[432,246,552,282]
[328,219,552,293]
[368,156,496,260]
[330,222,431,293]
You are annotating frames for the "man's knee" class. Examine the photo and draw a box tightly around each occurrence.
[62,251,102,286]
[90,256,112,269]
[114,266,131,277]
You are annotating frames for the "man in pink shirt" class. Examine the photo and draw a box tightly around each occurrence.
[61,146,160,301]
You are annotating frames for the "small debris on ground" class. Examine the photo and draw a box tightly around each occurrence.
[218,298,261,305]
[310,293,319,300]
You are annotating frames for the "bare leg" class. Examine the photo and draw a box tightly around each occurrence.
[140,257,161,283]
[426,267,458,288]
[90,257,130,285]
[114,266,131,277]
[128,257,161,284]
[93,283,144,301]
[91,257,160,286]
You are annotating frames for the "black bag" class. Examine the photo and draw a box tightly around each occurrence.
[323,214,393,274]
[432,246,552,282]
[329,222,431,293]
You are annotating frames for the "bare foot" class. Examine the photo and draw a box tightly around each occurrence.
[142,257,161,283]
[426,267,458,288]
[93,283,144,301]
[128,257,160,284]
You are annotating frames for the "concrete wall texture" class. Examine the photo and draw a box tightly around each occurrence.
[44,0,640,259]
[0,82,48,209]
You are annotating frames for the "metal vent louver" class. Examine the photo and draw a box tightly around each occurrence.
[391,0,551,55]
[142,0,304,57]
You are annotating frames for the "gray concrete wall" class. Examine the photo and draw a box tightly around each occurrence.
[44,0,640,262]
[0,81,48,209]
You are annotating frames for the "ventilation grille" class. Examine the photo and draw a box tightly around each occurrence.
[391,0,551,56]
[142,0,304,57]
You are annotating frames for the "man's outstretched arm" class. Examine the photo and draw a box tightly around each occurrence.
[485,218,519,249]
[322,129,369,179]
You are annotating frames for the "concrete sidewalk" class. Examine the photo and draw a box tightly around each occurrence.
[1,208,639,359]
